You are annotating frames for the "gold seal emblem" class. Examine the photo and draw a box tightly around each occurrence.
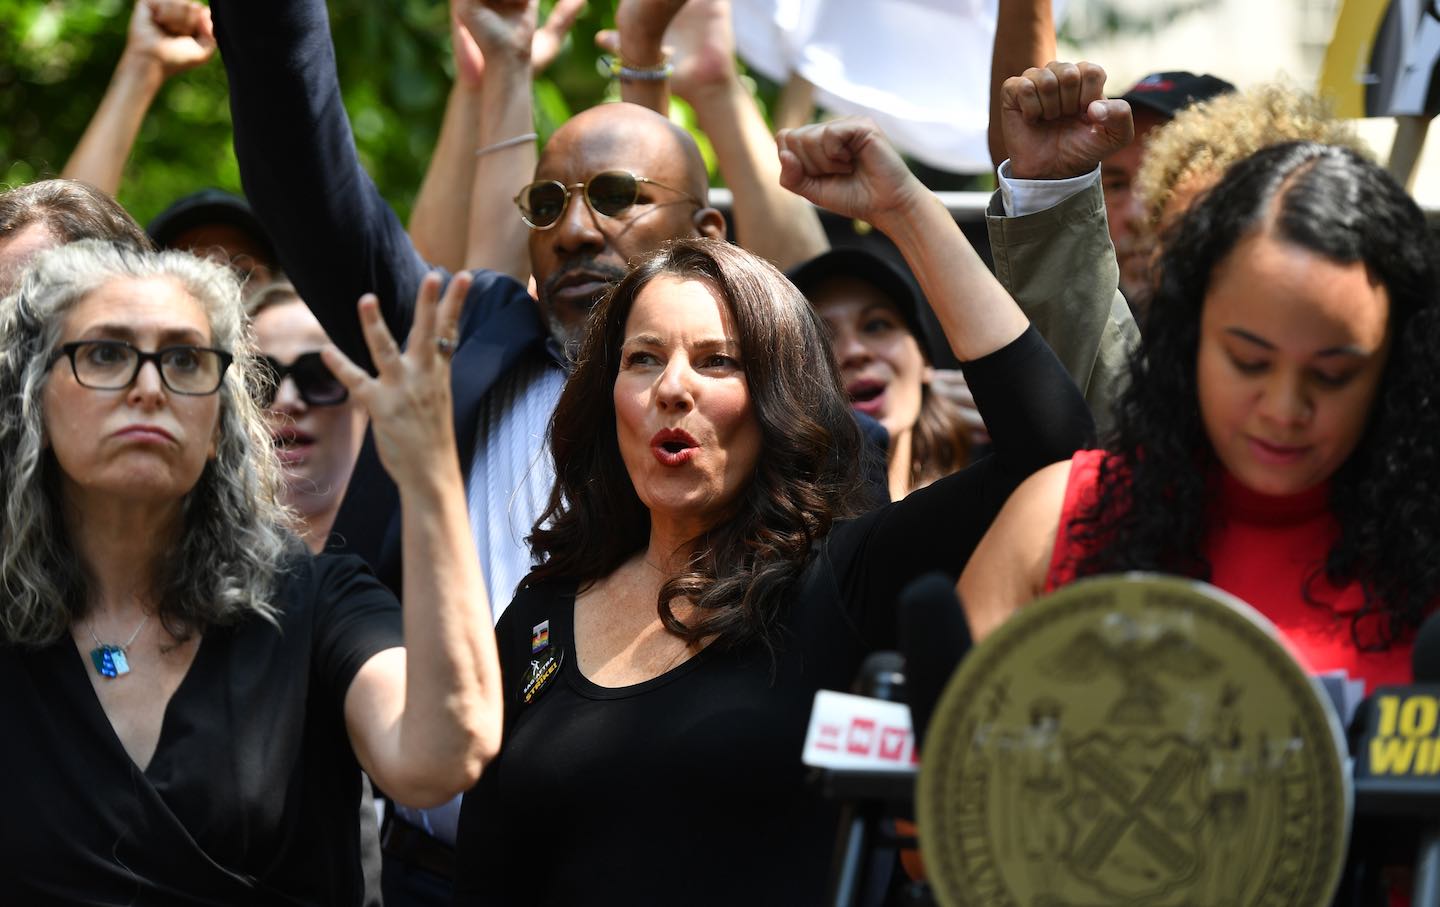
[918,574,1350,907]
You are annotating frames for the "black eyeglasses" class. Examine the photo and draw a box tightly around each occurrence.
[513,170,703,230]
[50,340,232,396]
[254,352,348,407]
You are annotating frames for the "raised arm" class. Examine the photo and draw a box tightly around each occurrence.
[987,0,1057,171]
[779,118,1027,361]
[666,0,828,269]
[408,11,491,271]
[212,0,432,372]
[412,0,584,274]
[781,119,1093,635]
[329,272,502,807]
[63,0,216,195]
[612,0,689,114]
[457,0,565,280]
[606,0,829,268]
[987,61,1140,439]
[780,115,1092,471]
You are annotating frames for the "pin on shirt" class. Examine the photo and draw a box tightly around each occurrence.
[523,620,561,705]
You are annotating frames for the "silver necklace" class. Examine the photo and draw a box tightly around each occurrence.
[85,615,148,679]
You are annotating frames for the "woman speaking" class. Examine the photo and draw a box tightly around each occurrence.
[0,241,501,903]
[454,118,1095,904]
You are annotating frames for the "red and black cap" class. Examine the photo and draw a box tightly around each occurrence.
[1118,71,1236,119]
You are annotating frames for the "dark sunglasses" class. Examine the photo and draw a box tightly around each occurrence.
[513,170,703,230]
[254,352,347,407]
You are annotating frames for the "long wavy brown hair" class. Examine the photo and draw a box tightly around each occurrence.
[526,238,868,652]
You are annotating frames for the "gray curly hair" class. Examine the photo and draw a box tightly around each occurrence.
[0,240,295,646]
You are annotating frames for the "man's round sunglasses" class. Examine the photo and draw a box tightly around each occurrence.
[254,352,348,408]
[513,170,703,230]
[49,340,232,396]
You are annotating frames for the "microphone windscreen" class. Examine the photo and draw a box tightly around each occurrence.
[898,572,973,748]
[1413,612,1440,683]
[852,650,907,702]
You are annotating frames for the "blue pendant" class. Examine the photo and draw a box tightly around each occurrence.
[89,645,129,678]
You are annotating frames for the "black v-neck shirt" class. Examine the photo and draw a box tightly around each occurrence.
[0,552,402,904]
[454,327,1095,904]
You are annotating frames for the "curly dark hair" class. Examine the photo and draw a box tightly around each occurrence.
[525,238,867,652]
[1070,141,1440,648]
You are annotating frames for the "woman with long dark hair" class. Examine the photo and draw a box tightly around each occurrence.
[453,118,1094,904]
[960,141,1440,689]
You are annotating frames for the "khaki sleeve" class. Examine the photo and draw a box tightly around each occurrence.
[985,180,1140,440]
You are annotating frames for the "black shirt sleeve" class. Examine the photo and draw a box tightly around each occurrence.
[829,324,1093,649]
[307,553,405,706]
[213,0,435,371]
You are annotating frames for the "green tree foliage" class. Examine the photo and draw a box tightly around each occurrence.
[0,0,722,226]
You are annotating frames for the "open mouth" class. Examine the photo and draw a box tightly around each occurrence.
[272,428,316,464]
[846,379,887,414]
[651,429,699,466]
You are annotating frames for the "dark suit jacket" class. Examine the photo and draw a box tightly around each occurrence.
[214,0,549,591]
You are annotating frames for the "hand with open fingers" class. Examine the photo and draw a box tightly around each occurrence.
[127,0,216,77]
[1001,61,1134,181]
[776,117,922,226]
[321,272,469,488]
[532,0,587,72]
[455,0,538,66]
[452,0,583,86]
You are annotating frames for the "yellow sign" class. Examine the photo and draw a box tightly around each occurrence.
[1319,0,1393,118]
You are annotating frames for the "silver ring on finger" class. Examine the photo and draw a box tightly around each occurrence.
[436,335,457,357]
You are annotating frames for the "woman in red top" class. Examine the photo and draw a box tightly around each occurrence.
[960,141,1440,692]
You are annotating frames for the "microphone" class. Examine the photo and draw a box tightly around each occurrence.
[897,572,973,748]
[853,650,906,702]
[1350,612,1440,905]
[811,652,912,907]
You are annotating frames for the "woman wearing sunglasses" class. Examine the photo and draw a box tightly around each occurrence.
[247,280,368,553]
[0,241,500,903]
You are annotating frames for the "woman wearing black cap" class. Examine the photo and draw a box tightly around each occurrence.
[792,248,974,501]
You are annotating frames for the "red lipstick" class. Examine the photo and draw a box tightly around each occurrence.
[651,428,698,466]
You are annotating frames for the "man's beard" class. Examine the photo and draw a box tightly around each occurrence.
[540,257,628,353]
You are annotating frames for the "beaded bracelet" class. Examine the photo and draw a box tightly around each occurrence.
[596,54,674,82]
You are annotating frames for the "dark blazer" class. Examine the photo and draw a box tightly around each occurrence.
[214,0,549,590]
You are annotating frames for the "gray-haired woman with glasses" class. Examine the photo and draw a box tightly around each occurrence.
[0,240,501,904]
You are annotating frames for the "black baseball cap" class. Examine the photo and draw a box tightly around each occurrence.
[1119,71,1235,119]
[787,248,941,362]
[146,189,277,265]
